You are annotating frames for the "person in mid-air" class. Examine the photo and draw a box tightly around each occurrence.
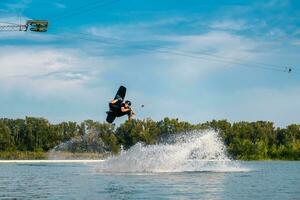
[106,85,135,123]
[108,96,135,120]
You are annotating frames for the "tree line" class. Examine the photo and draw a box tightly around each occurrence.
[0,117,299,160]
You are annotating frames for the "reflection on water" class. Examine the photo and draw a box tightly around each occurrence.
[0,162,299,200]
[99,172,226,200]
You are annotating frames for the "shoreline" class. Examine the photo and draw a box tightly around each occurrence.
[0,151,110,160]
[0,152,299,161]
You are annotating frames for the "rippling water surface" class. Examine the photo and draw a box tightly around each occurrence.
[0,161,299,200]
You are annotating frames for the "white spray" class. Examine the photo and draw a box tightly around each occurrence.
[97,130,246,173]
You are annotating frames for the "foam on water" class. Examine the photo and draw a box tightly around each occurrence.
[97,130,248,173]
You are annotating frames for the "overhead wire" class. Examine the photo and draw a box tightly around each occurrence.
[64,14,299,73]
[2,0,298,78]
[0,21,19,25]
[42,0,298,75]
[65,32,300,75]
[50,0,121,23]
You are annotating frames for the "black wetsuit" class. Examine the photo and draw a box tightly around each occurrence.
[109,102,131,117]
[109,99,122,113]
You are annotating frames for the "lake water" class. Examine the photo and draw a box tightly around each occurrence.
[1,131,299,199]
[0,161,299,200]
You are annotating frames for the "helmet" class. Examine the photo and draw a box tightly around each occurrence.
[125,100,132,106]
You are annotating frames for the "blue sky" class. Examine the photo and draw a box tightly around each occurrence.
[0,0,300,126]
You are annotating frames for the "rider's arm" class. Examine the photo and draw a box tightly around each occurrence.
[121,106,131,113]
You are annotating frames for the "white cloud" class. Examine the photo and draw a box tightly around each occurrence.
[153,31,257,82]
[0,46,109,96]
[0,30,58,41]
[86,21,259,84]
[85,15,200,42]
[86,18,295,91]
[267,28,287,39]
[210,20,248,31]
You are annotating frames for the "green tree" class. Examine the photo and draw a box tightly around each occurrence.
[0,121,14,151]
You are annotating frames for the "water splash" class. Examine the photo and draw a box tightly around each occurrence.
[48,131,109,159]
[97,130,247,173]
